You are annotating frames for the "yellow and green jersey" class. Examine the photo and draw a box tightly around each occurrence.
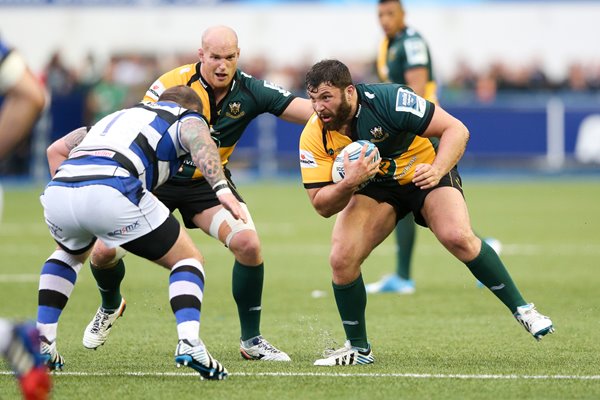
[376,27,438,104]
[299,83,436,188]
[144,63,295,180]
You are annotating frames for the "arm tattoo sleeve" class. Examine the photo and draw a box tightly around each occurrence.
[180,118,226,187]
[63,126,90,151]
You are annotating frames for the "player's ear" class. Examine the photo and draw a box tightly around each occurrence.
[345,85,355,101]
[198,48,204,60]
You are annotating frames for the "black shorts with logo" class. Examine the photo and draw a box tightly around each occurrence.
[153,168,245,229]
[358,166,464,227]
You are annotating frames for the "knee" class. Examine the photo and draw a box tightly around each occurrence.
[329,249,360,284]
[329,251,348,272]
[228,230,262,263]
[91,246,125,268]
[438,228,479,260]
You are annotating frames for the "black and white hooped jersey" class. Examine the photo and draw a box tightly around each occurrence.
[53,102,205,192]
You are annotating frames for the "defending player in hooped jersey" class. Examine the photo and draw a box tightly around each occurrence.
[144,63,294,180]
[52,102,206,195]
[299,83,435,188]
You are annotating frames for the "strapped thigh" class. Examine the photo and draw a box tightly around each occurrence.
[208,203,256,247]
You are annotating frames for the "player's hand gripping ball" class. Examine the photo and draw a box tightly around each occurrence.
[331,140,381,188]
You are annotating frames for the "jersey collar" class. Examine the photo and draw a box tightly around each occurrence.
[195,62,239,95]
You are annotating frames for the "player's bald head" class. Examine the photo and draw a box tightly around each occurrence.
[201,25,239,50]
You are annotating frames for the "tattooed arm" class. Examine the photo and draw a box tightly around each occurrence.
[179,117,247,222]
[46,126,89,177]
[179,117,225,188]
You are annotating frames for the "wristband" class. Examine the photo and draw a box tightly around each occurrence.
[212,180,231,196]
[216,187,232,196]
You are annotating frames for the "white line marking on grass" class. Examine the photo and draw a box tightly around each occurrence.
[1,371,599,380]
[0,274,40,283]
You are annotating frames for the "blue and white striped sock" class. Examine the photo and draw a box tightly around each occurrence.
[37,250,82,343]
[169,259,205,342]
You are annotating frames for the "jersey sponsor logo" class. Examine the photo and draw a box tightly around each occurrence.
[404,37,429,66]
[225,101,245,119]
[46,218,63,239]
[369,126,389,142]
[395,88,426,118]
[107,220,141,237]
[299,149,318,168]
[146,80,165,100]
[396,155,417,179]
[71,149,116,158]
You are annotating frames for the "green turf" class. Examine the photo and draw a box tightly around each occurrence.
[1,179,599,399]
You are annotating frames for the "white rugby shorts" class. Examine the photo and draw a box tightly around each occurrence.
[40,183,169,252]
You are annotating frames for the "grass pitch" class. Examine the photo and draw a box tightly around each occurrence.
[1,177,599,399]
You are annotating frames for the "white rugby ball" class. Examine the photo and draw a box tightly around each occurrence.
[331,140,381,185]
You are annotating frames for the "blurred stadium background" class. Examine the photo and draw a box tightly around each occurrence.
[1,0,600,182]
[2,2,600,398]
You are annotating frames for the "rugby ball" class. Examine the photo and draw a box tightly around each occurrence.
[331,140,380,185]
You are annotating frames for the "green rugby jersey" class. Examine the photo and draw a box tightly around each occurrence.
[376,27,438,104]
[300,83,437,187]
[144,63,295,180]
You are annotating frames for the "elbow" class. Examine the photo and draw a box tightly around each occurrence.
[33,88,47,113]
[313,203,335,218]
[46,140,61,161]
[318,209,335,219]
[46,145,55,161]
[25,73,48,113]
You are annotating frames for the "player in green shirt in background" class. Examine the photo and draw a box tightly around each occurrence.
[366,0,500,294]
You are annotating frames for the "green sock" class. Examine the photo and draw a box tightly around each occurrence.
[394,214,416,280]
[465,240,526,313]
[91,259,125,311]
[232,261,264,341]
[332,274,368,349]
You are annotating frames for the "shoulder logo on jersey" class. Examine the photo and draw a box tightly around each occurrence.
[147,80,165,100]
[225,102,245,119]
[369,126,389,143]
[404,38,428,65]
[395,88,426,118]
[299,150,318,168]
